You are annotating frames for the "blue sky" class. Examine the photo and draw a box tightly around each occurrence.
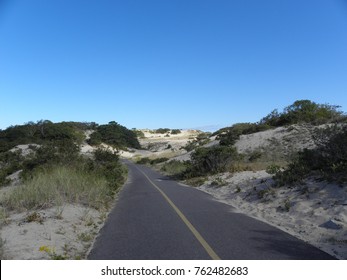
[1,0,347,131]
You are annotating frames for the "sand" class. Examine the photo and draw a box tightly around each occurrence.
[1,204,105,259]
[120,129,202,160]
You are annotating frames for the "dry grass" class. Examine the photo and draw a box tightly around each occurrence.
[1,166,111,212]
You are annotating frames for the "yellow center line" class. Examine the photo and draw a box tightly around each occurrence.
[135,165,221,260]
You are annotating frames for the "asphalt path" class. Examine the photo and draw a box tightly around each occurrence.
[88,160,335,260]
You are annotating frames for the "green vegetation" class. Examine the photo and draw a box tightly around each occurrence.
[161,146,240,180]
[132,129,145,138]
[155,128,171,134]
[182,132,211,152]
[0,150,23,186]
[273,125,347,186]
[88,121,140,149]
[217,123,271,146]
[136,157,151,165]
[161,160,190,177]
[1,147,126,212]
[0,120,130,213]
[21,141,80,180]
[260,100,343,127]
[137,157,169,165]
[0,120,88,153]
[1,151,124,210]
[171,129,181,135]
[2,165,110,211]
[186,146,239,178]
[87,148,127,192]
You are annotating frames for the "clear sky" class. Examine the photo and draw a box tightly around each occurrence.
[1,0,347,131]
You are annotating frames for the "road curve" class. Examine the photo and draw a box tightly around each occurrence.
[88,160,335,260]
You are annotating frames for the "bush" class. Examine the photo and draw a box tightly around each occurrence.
[22,140,81,179]
[182,133,211,152]
[218,123,271,146]
[87,132,102,146]
[0,120,86,152]
[87,148,126,192]
[137,157,151,165]
[0,150,23,186]
[137,157,169,165]
[171,129,181,135]
[155,128,171,134]
[150,157,169,165]
[182,141,198,152]
[273,125,347,185]
[260,100,343,127]
[185,146,239,177]
[90,121,140,149]
[161,160,191,177]
[266,164,281,175]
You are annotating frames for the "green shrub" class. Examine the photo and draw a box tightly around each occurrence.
[137,157,151,165]
[150,157,169,165]
[87,132,102,146]
[87,148,126,192]
[185,146,239,177]
[273,125,347,185]
[182,133,211,152]
[260,100,343,127]
[155,128,171,134]
[171,129,181,135]
[182,141,198,152]
[0,120,92,153]
[0,150,23,186]
[22,140,81,179]
[218,123,271,146]
[266,164,282,175]
[90,121,140,149]
[161,160,190,177]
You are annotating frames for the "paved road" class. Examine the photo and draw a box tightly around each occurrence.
[88,161,335,260]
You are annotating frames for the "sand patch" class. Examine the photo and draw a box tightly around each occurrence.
[0,204,105,260]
